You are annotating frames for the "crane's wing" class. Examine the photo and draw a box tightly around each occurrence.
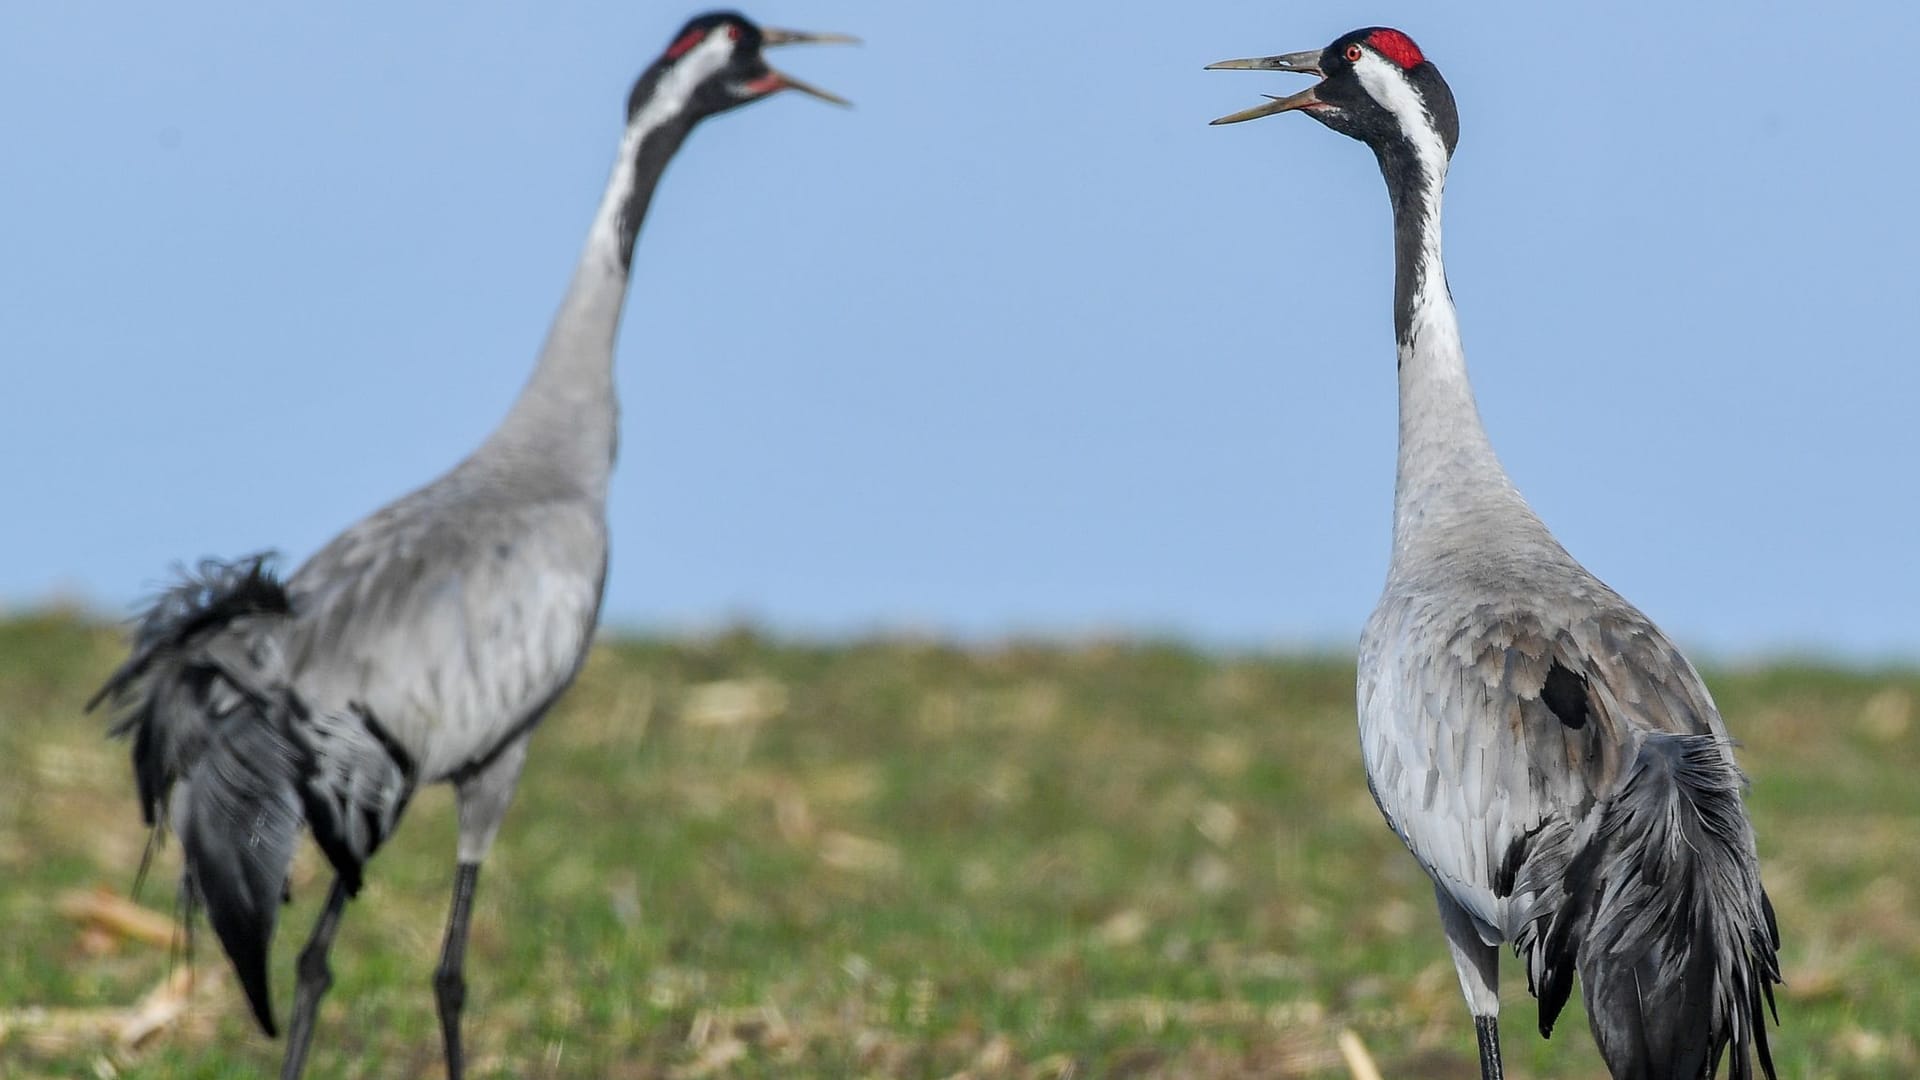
[296,702,418,893]
[283,489,608,780]
[1360,590,1777,1066]
[1357,594,1721,942]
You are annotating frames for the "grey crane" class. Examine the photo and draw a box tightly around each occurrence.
[87,13,853,1079]
[1209,27,1780,1080]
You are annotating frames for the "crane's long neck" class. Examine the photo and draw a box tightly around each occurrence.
[1383,138,1538,560]
[475,94,697,499]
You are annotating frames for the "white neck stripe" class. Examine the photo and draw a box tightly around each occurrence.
[587,30,735,267]
[1354,51,1451,355]
[1353,53,1447,193]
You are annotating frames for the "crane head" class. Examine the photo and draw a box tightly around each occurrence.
[1205,28,1458,164]
[630,11,858,123]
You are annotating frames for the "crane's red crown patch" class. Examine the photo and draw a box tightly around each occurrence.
[666,27,706,59]
[1365,29,1425,70]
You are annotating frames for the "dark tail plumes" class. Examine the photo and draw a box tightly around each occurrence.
[87,555,293,824]
[89,554,304,1035]
[89,556,416,1040]
[1532,733,1781,1080]
[180,700,308,1035]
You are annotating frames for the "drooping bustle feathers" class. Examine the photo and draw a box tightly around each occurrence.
[90,554,417,1036]
[1529,733,1780,1079]
[88,554,293,823]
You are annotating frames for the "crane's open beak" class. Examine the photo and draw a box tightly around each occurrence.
[754,28,860,106]
[1205,49,1326,126]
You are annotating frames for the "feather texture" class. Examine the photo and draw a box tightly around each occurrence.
[88,555,292,826]
[1319,26,1783,1078]
[87,21,846,1072]
[90,556,421,1033]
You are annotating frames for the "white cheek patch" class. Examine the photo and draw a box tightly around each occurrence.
[631,30,736,139]
[1353,51,1448,189]
[1349,52,1455,354]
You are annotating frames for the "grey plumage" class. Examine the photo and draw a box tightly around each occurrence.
[299,702,418,895]
[89,555,291,828]
[90,14,852,1079]
[1537,733,1778,1077]
[1362,592,1779,1077]
[89,556,413,1034]
[89,553,412,1037]
[171,667,311,1036]
[1208,26,1779,1079]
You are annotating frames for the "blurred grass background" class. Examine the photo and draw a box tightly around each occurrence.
[1,610,1914,1078]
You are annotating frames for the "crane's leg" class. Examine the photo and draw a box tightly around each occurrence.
[1474,1015,1503,1080]
[1434,885,1504,1080]
[280,876,352,1080]
[435,736,533,1080]
[434,861,481,1080]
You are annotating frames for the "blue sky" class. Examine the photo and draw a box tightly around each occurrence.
[3,3,1916,660]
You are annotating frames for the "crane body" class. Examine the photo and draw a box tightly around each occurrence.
[1210,27,1780,1080]
[91,14,853,1078]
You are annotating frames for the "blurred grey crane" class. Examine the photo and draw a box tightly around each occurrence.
[1210,27,1780,1080]
[88,13,853,1079]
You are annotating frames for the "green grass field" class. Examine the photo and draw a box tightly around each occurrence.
[1,610,1915,1078]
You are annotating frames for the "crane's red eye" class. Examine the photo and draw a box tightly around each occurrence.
[727,24,741,41]
[1344,44,1364,63]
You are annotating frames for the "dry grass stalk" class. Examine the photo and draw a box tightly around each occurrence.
[0,967,205,1056]
[115,967,198,1051]
[1336,1028,1383,1080]
[55,888,177,950]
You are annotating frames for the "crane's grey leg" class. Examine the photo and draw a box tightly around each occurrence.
[280,876,351,1080]
[435,735,533,1080]
[1434,885,1503,1080]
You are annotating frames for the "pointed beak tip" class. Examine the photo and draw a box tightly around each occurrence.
[1207,87,1323,127]
[754,31,855,107]
[760,69,851,108]
[1204,51,1325,76]
[798,83,854,109]
[761,28,861,48]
